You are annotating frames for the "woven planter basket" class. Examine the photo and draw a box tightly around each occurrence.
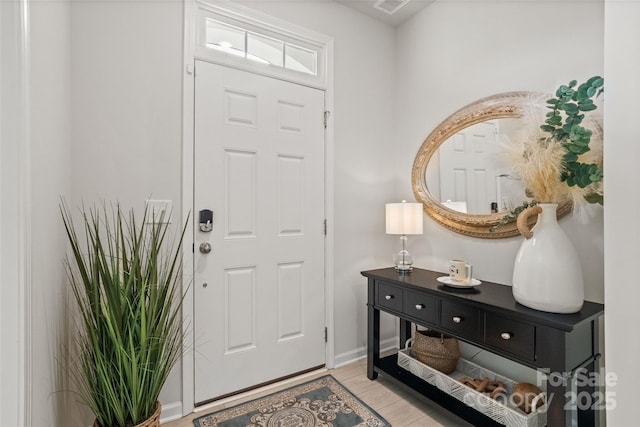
[413,330,460,374]
[93,402,161,427]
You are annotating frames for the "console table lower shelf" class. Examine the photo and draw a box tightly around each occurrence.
[397,345,545,427]
[374,354,505,426]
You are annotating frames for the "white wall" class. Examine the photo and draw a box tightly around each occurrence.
[30,0,73,425]
[603,1,640,424]
[70,0,183,208]
[395,1,604,380]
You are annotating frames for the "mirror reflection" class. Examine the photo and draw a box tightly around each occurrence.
[425,119,529,215]
[412,92,575,238]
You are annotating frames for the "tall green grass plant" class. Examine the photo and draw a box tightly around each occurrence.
[61,202,188,427]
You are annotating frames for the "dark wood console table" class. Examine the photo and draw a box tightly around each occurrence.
[362,267,604,427]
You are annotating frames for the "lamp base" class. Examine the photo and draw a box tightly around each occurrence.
[394,264,413,274]
[393,248,414,273]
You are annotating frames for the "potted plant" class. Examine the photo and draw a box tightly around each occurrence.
[61,202,188,427]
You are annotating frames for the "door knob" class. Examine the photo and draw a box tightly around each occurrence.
[199,242,212,254]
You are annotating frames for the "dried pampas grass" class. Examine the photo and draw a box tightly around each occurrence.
[502,93,603,206]
[506,135,568,203]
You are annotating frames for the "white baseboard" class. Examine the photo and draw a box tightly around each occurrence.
[160,401,183,424]
[334,336,399,368]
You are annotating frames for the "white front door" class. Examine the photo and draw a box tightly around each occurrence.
[193,61,326,404]
[438,121,499,214]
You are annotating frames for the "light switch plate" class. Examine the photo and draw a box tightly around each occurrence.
[145,199,172,224]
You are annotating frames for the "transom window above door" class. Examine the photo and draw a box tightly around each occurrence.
[205,19,317,76]
[195,1,329,89]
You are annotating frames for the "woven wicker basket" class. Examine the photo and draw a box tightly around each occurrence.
[93,402,161,427]
[413,329,460,374]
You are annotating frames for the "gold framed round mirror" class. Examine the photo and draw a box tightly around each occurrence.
[411,92,573,238]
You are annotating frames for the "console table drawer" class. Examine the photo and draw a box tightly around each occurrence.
[403,290,437,325]
[485,313,535,361]
[440,300,479,340]
[376,282,403,312]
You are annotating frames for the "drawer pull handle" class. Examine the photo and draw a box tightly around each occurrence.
[501,332,512,340]
[452,316,462,324]
[415,304,424,310]
[385,295,394,300]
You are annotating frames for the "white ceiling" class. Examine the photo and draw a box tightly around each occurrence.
[334,0,434,27]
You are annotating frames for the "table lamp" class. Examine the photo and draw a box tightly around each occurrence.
[386,200,423,273]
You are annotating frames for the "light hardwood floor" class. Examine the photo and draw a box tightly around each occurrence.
[164,358,471,426]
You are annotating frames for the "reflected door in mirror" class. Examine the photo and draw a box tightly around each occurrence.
[438,121,498,214]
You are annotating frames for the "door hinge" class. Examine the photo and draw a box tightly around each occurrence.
[323,111,331,129]
[324,327,328,343]
[323,219,327,236]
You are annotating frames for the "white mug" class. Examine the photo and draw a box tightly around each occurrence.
[449,259,472,283]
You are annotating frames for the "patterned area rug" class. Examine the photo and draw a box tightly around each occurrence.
[193,375,390,427]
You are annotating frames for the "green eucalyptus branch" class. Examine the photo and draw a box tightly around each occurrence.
[489,200,538,233]
[542,76,604,190]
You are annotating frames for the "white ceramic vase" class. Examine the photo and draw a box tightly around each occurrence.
[512,203,584,314]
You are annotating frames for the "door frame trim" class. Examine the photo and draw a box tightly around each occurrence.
[181,0,334,415]
[1,0,32,425]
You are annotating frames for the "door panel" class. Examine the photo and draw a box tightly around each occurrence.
[194,61,326,403]
[439,121,499,214]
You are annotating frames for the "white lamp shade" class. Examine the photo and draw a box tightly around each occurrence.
[386,202,424,235]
